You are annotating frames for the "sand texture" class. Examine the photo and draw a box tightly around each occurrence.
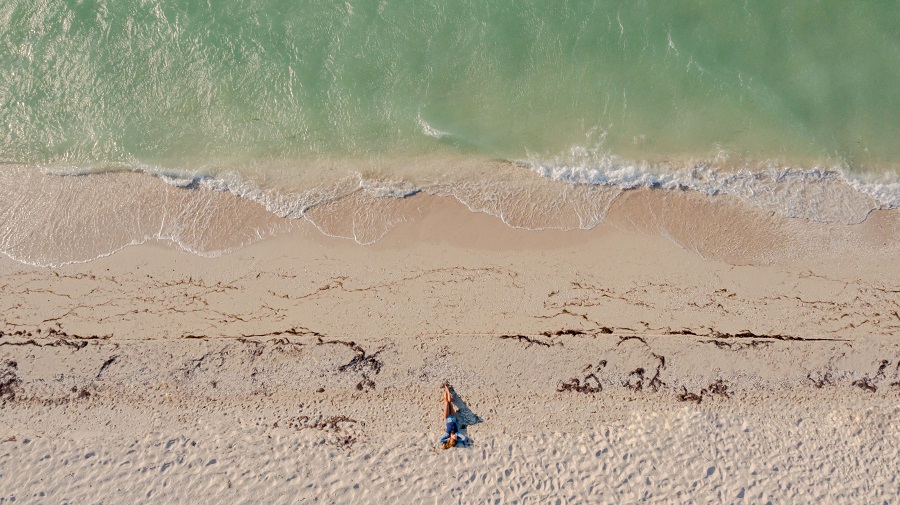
[1,192,899,504]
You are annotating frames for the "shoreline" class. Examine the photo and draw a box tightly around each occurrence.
[2,162,899,267]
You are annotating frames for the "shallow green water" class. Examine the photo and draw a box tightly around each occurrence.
[2,0,899,174]
[1,0,900,265]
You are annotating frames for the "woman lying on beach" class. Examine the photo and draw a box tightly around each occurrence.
[440,383,469,449]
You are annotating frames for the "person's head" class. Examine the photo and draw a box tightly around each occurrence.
[442,433,458,450]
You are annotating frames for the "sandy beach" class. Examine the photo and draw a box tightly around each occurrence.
[1,189,899,503]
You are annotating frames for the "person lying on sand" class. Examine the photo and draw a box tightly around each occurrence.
[440,383,469,449]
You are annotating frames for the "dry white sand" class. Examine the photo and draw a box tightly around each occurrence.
[1,191,899,503]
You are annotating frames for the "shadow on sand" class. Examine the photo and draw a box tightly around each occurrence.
[450,386,484,439]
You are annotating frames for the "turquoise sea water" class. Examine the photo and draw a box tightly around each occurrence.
[1,0,899,262]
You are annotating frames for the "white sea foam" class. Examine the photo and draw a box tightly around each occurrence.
[39,153,900,228]
[361,178,420,199]
[846,174,900,209]
[524,149,900,225]
[416,113,449,140]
